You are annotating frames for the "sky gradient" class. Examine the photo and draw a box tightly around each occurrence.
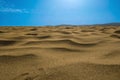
[0,0,120,26]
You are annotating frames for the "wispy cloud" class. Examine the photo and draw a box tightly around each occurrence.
[0,0,29,13]
[0,8,29,13]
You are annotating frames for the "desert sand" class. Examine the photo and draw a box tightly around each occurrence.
[0,26,120,80]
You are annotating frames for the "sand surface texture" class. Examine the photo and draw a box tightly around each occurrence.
[0,26,120,80]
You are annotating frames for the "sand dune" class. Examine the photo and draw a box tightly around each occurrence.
[0,26,120,80]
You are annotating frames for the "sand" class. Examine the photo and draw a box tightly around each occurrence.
[0,26,120,80]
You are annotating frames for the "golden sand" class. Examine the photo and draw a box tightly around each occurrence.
[0,26,120,80]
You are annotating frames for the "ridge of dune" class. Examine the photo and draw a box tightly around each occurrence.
[23,39,100,47]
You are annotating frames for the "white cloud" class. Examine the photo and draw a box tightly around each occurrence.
[0,0,29,13]
[0,8,29,13]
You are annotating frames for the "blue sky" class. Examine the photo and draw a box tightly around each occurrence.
[0,0,120,26]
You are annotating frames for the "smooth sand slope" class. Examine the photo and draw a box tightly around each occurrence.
[0,26,120,80]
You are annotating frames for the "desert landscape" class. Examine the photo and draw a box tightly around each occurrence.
[0,26,120,80]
